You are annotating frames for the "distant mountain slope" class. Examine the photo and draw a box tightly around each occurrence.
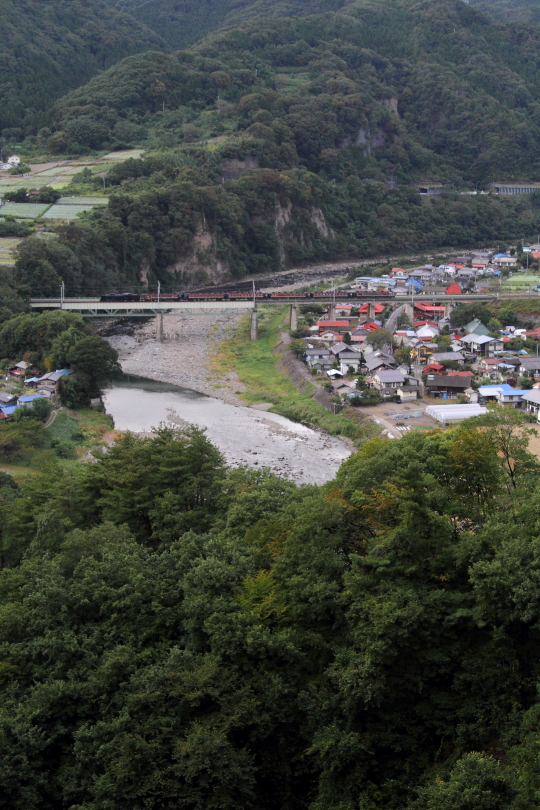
[467,0,540,24]
[0,0,166,133]
[106,0,350,48]
[48,0,540,183]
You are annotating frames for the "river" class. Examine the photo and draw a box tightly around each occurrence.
[103,375,352,485]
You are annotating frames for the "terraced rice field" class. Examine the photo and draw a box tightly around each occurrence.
[0,150,141,219]
[42,204,94,220]
[0,237,21,264]
[0,202,49,218]
[57,196,108,206]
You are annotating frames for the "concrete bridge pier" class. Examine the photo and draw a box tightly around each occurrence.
[402,302,414,323]
[250,308,258,340]
[289,303,298,331]
[156,311,164,342]
[367,302,376,321]
[444,301,455,319]
[328,303,336,321]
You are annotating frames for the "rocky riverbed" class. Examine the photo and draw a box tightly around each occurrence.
[101,311,353,484]
[104,310,246,405]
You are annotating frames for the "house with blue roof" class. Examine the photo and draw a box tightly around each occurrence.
[478,384,530,407]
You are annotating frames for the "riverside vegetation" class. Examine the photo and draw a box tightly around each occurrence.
[211,306,368,440]
[3,411,540,809]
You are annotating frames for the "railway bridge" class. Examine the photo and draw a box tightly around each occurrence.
[29,292,530,340]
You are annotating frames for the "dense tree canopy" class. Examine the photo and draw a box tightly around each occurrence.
[0,0,165,133]
[2,415,540,807]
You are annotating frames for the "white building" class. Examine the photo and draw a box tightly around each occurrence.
[7,155,20,166]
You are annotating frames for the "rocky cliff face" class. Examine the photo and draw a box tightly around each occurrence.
[161,203,335,287]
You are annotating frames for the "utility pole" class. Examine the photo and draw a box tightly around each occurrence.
[60,281,65,310]
[157,280,160,304]
[252,280,256,306]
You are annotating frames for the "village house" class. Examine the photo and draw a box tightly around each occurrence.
[414,302,446,321]
[36,369,71,396]
[0,391,17,406]
[477,357,507,379]
[518,357,540,378]
[364,350,395,373]
[492,253,517,267]
[478,384,529,407]
[524,326,540,340]
[410,340,438,364]
[416,322,440,339]
[521,390,540,416]
[425,374,470,398]
[305,349,331,370]
[338,351,362,374]
[372,369,405,396]
[459,333,504,356]
[423,362,445,374]
[9,361,29,380]
[429,351,465,366]
[316,320,350,335]
[463,318,490,336]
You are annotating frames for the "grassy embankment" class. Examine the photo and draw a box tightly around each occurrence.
[211,306,371,442]
[494,298,540,316]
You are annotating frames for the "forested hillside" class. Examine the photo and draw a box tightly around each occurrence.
[9,0,539,291]
[469,0,540,24]
[0,0,165,134]
[47,0,540,183]
[105,0,348,49]
[4,416,540,808]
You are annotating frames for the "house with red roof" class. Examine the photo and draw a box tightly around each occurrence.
[424,362,445,374]
[362,321,380,332]
[414,302,445,320]
[446,283,462,294]
[316,320,350,334]
[358,302,385,315]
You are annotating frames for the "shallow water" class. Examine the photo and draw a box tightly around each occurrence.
[103,375,351,485]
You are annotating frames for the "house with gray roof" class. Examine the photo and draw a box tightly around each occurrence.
[519,357,540,376]
[459,334,504,355]
[372,369,405,396]
[431,351,465,364]
[521,389,540,416]
[365,353,396,373]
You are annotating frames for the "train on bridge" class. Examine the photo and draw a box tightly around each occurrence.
[99,289,396,303]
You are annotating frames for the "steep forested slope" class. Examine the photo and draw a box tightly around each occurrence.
[105,0,351,49]
[12,0,540,291]
[47,0,540,183]
[0,0,166,133]
[4,418,540,808]
[468,0,540,24]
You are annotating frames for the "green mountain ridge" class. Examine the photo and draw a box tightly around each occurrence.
[468,0,540,24]
[105,0,352,49]
[7,0,540,295]
[0,0,167,135]
[44,0,540,184]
